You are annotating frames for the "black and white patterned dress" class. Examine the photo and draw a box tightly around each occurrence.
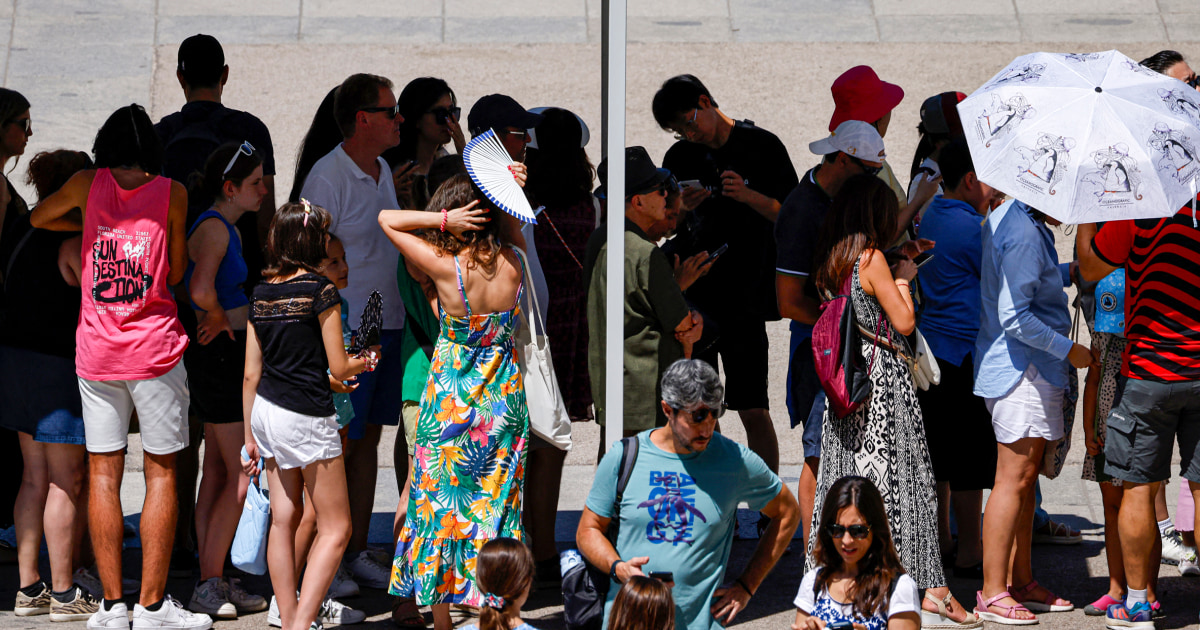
[808,260,946,589]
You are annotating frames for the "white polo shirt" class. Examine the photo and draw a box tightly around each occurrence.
[300,144,405,330]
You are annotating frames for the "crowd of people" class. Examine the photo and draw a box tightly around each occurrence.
[1,28,1199,630]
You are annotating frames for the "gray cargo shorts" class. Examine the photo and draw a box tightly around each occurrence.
[1104,376,1200,484]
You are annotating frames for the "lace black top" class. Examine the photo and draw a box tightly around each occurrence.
[250,273,341,416]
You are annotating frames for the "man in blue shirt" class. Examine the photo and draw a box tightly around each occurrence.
[576,359,799,630]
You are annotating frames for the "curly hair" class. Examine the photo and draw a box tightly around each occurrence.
[26,149,93,201]
[421,173,506,270]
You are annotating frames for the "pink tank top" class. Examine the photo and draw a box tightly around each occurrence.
[77,169,187,380]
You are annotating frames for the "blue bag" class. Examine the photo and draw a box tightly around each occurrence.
[231,446,270,575]
[1094,269,1125,335]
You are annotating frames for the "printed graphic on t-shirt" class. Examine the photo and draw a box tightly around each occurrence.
[91,226,153,313]
[636,471,707,546]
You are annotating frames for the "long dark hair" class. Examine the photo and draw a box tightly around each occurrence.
[264,201,331,278]
[0,88,30,170]
[607,576,675,630]
[290,87,341,203]
[93,104,163,174]
[422,174,505,270]
[813,476,906,619]
[476,538,533,630]
[813,174,899,296]
[383,77,456,169]
[525,107,594,208]
[190,141,263,204]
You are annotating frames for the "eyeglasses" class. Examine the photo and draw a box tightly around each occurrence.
[848,155,882,176]
[670,404,722,423]
[8,117,30,135]
[223,141,255,177]
[360,103,401,119]
[826,524,871,539]
[428,106,461,125]
[671,109,700,141]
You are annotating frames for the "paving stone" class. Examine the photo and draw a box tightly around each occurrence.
[156,15,300,45]
[626,16,733,43]
[627,0,727,18]
[876,0,1014,15]
[445,16,587,43]
[1014,0,1159,14]
[879,15,1022,42]
[11,13,154,47]
[1018,13,1168,42]
[304,0,442,18]
[16,0,153,17]
[732,14,879,42]
[1165,12,1200,43]
[300,16,443,43]
[447,0,585,19]
[731,0,874,17]
[158,0,299,16]
[8,43,151,81]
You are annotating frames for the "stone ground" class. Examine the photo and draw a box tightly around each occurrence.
[3,1,1200,629]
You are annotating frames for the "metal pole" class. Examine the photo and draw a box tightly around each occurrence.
[602,0,625,452]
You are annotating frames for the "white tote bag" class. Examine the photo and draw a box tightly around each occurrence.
[513,247,572,450]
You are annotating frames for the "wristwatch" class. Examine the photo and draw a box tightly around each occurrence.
[610,560,622,583]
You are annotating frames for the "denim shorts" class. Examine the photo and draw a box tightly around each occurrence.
[786,330,825,459]
[1104,376,1200,484]
[0,345,86,445]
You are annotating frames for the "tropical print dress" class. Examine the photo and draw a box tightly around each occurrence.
[390,250,529,606]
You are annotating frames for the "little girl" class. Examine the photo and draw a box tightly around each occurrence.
[243,201,371,630]
[462,539,538,630]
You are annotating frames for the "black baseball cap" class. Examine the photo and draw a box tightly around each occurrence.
[596,146,672,199]
[467,94,543,135]
[177,34,225,87]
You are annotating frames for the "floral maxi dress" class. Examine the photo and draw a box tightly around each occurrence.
[390,253,529,605]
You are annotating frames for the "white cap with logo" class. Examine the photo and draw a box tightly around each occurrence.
[808,120,887,161]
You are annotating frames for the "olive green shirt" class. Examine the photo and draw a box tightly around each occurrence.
[584,219,691,431]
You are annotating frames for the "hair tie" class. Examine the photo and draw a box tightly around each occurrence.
[300,198,314,227]
[482,593,506,610]
[440,208,448,232]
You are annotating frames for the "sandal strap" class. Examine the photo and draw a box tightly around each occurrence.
[1010,580,1040,600]
[982,591,1015,609]
[924,591,952,616]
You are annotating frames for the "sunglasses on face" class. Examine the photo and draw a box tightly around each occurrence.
[1188,74,1200,89]
[671,109,700,141]
[8,117,30,135]
[827,524,871,539]
[223,140,256,176]
[848,155,882,176]
[360,103,401,119]
[428,106,461,125]
[670,404,721,423]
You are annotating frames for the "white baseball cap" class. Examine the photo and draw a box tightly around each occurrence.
[808,120,886,161]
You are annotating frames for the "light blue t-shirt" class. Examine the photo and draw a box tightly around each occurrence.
[585,430,782,630]
[332,297,355,427]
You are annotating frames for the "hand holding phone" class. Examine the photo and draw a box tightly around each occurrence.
[912,252,934,268]
[701,243,729,267]
[648,571,674,583]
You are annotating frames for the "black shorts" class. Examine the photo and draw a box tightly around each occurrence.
[695,313,770,410]
[184,330,247,424]
[916,355,997,491]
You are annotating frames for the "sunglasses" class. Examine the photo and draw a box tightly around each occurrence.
[671,109,700,141]
[827,524,871,540]
[223,141,256,177]
[428,106,461,125]
[671,404,722,423]
[8,117,30,135]
[848,155,882,176]
[360,103,401,119]
[1188,74,1200,89]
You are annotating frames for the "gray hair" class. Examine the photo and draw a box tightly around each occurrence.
[661,359,724,411]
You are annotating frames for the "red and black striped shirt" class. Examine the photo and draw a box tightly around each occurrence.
[1094,202,1200,381]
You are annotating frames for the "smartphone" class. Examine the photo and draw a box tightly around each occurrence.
[648,571,673,582]
[827,622,853,630]
[679,179,703,191]
[701,243,729,267]
[912,252,935,268]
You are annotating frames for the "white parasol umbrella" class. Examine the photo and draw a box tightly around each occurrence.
[958,50,1200,224]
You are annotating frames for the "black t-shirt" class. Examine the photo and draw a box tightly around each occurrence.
[250,273,341,417]
[774,166,832,304]
[0,215,80,359]
[661,121,798,320]
[155,101,276,294]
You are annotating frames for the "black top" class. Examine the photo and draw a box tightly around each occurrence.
[250,273,341,417]
[774,166,832,303]
[0,214,80,358]
[155,101,276,294]
[661,121,798,320]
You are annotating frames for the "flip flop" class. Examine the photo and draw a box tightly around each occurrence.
[1011,580,1073,613]
[973,590,1038,626]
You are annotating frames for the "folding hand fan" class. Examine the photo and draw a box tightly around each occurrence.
[462,129,537,224]
[349,290,383,355]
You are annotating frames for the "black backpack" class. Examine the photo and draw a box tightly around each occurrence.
[562,436,639,630]
[161,108,234,223]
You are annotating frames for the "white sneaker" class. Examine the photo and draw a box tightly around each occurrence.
[1180,545,1200,576]
[328,565,360,599]
[267,595,365,627]
[187,578,235,619]
[88,600,131,630]
[75,568,140,597]
[346,550,391,590]
[222,577,267,613]
[267,596,281,628]
[134,595,213,630]
[1161,526,1187,565]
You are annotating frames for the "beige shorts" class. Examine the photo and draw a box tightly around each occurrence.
[78,361,190,455]
[402,400,419,454]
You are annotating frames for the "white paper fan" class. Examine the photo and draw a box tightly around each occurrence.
[462,129,537,224]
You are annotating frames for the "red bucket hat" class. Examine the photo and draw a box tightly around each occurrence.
[828,66,905,132]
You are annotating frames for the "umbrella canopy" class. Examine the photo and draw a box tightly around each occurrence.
[958,50,1200,224]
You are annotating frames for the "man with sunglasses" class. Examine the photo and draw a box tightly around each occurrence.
[584,148,704,458]
[300,73,407,599]
[651,74,799,485]
[773,120,885,545]
[577,359,798,630]
[1142,50,1200,91]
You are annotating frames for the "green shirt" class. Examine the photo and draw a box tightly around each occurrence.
[584,219,691,431]
[396,252,440,403]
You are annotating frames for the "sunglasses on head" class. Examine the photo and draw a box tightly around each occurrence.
[428,106,461,125]
[223,141,256,177]
[827,524,871,539]
[670,404,721,423]
[848,155,882,176]
[360,103,400,119]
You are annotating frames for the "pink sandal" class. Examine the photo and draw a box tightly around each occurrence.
[1010,580,1074,613]
[974,591,1038,625]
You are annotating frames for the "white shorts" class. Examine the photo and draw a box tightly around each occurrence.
[250,395,341,470]
[78,361,190,455]
[986,364,1065,444]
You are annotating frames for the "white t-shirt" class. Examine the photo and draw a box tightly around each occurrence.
[793,568,920,630]
[301,144,405,329]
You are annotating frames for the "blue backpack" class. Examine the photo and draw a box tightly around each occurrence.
[1094,269,1125,335]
